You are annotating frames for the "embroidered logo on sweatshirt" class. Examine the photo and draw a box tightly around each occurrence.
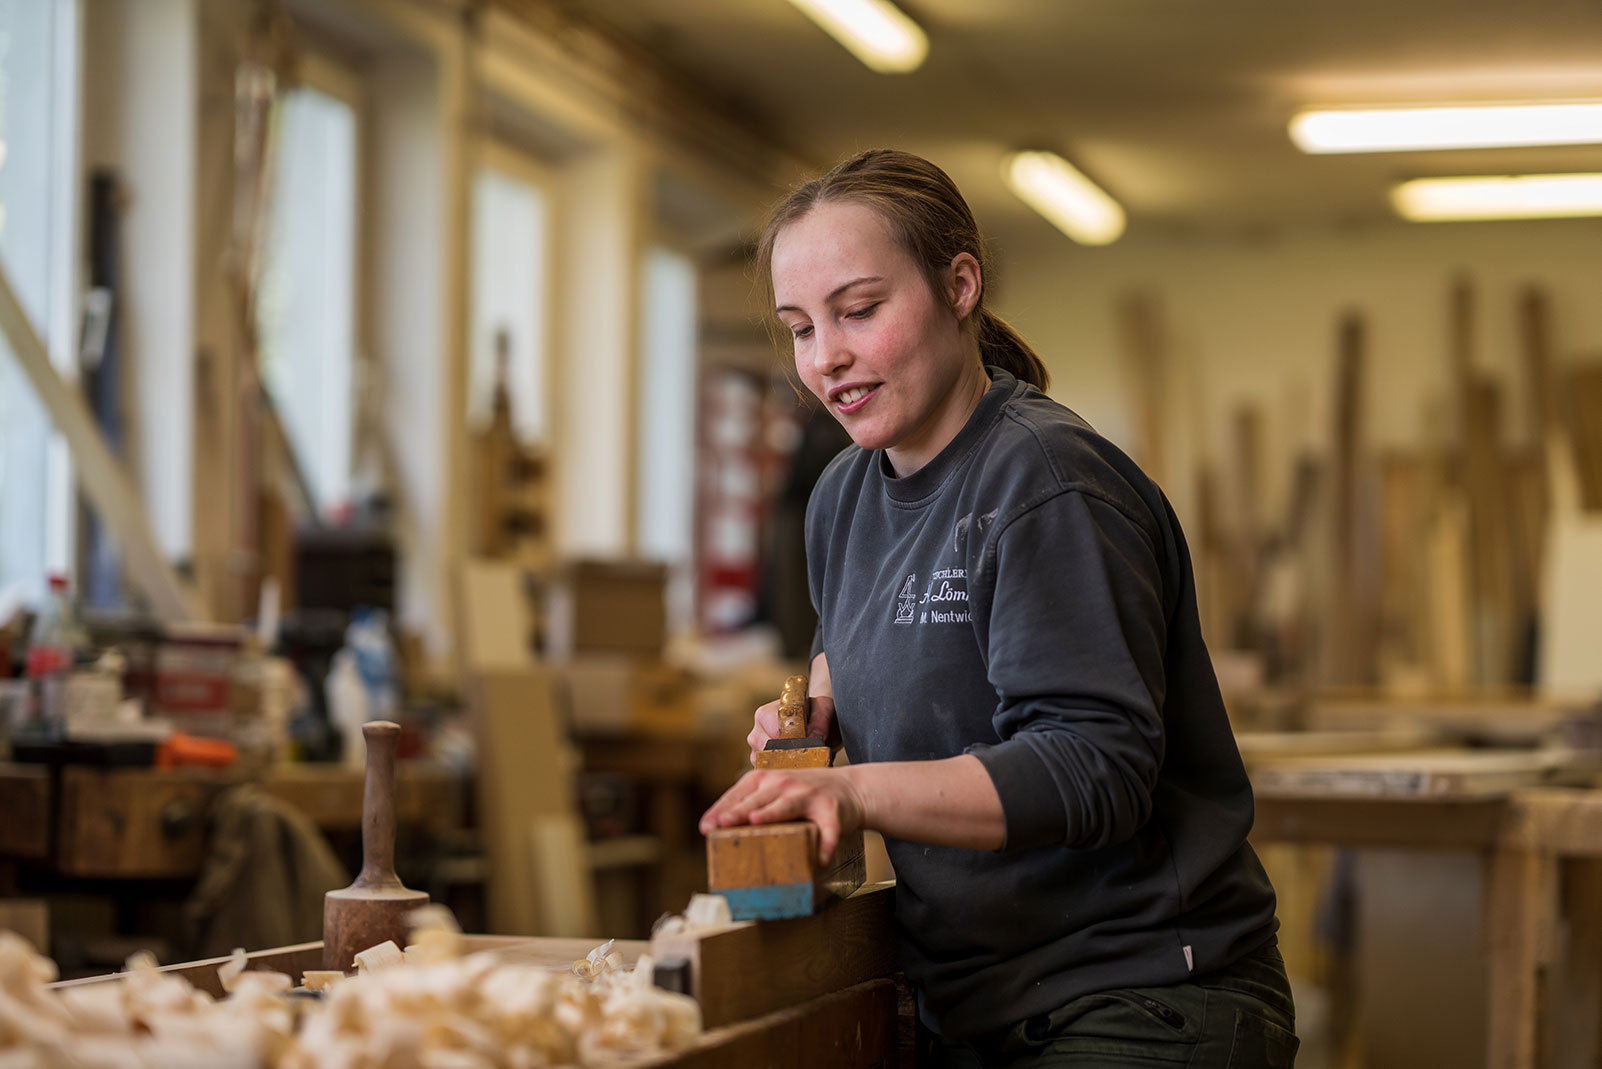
[894,574,918,624]
[918,568,970,625]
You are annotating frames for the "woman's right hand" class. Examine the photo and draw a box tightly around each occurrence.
[747,694,839,765]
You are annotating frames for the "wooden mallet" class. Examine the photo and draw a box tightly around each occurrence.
[705,674,865,920]
[322,720,429,971]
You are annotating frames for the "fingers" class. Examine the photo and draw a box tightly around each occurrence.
[698,769,845,844]
[747,700,782,765]
[808,695,840,750]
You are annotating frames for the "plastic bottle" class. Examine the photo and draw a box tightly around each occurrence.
[345,607,399,721]
[20,574,90,737]
[25,574,87,679]
[325,647,371,768]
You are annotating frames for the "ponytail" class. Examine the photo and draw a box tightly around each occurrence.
[976,308,1050,392]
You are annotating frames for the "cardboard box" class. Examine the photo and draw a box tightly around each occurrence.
[546,560,667,657]
[556,655,694,734]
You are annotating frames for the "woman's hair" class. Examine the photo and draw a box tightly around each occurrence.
[756,148,1050,392]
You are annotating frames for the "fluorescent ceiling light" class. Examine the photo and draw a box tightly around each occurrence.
[1291,102,1602,154]
[786,0,927,74]
[1003,151,1125,246]
[1392,173,1602,221]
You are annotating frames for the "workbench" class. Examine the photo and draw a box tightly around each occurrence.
[1251,763,1602,1069]
[0,759,465,878]
[50,881,906,1068]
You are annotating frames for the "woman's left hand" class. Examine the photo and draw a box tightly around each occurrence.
[697,767,866,866]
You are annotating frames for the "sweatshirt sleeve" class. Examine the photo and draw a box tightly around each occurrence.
[965,491,1169,852]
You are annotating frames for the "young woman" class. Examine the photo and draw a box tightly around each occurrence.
[699,149,1296,1067]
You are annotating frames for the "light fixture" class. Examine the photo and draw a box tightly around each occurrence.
[786,0,927,74]
[1002,151,1125,245]
[1392,173,1602,221]
[1291,102,1602,154]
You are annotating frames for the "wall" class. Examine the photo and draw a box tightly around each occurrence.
[996,217,1602,529]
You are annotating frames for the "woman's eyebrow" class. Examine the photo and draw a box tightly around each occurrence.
[776,275,886,314]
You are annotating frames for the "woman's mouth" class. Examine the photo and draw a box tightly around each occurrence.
[833,384,878,413]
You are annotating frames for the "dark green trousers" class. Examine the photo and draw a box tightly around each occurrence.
[918,941,1299,1068]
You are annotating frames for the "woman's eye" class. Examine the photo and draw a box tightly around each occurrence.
[846,303,879,320]
[791,324,814,340]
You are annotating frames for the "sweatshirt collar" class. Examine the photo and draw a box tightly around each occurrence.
[879,367,1021,504]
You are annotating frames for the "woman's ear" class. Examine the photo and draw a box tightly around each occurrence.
[947,253,982,321]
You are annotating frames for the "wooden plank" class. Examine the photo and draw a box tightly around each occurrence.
[1304,693,1576,744]
[651,881,897,1029]
[1235,727,1442,763]
[51,934,647,997]
[1484,846,1560,1069]
[1561,364,1602,511]
[0,763,50,858]
[625,978,898,1069]
[457,558,537,674]
[1249,748,1597,800]
[1116,290,1166,487]
[466,667,584,935]
[52,941,326,999]
[1252,795,1507,850]
[1537,514,1602,698]
[0,262,199,622]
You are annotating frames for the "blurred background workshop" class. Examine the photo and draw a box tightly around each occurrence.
[1,0,1601,1066]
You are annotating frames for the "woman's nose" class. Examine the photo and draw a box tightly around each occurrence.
[812,323,850,374]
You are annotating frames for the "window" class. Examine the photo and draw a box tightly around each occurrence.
[255,75,359,519]
[636,245,698,632]
[468,156,551,445]
[0,0,78,605]
[636,245,697,561]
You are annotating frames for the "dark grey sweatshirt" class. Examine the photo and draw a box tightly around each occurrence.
[806,368,1278,1039]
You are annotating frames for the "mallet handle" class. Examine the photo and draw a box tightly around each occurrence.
[356,720,403,889]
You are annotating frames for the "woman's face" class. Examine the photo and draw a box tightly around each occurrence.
[772,199,985,476]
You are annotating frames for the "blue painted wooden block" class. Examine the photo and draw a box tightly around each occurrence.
[719,881,815,920]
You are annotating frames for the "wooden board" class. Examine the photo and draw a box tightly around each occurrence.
[465,667,586,935]
[1537,514,1602,698]
[1248,748,1598,800]
[55,935,898,1069]
[1303,693,1578,744]
[1235,728,1442,764]
[651,880,897,1030]
[52,934,648,999]
[630,978,898,1069]
[1252,795,1508,850]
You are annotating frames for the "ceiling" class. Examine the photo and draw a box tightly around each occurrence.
[572,0,1602,253]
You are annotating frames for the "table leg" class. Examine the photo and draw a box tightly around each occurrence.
[1484,846,1560,1069]
[1558,858,1602,1069]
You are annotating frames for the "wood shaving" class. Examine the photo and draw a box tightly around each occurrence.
[652,893,734,938]
[298,972,344,992]
[569,939,624,980]
[218,947,248,993]
[0,924,701,1066]
[353,940,404,974]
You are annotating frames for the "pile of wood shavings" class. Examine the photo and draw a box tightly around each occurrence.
[0,908,701,1069]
